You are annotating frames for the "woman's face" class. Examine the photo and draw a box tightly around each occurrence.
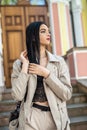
[39,24,51,46]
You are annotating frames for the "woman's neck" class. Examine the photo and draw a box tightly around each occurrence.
[40,46,46,58]
[40,47,48,67]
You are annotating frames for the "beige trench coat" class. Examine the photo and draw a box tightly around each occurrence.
[11,50,72,130]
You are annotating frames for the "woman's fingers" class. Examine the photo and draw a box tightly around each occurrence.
[28,63,44,76]
[20,50,29,63]
[29,64,38,72]
[29,63,37,67]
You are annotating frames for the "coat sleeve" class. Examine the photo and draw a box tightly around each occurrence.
[11,60,30,101]
[43,57,72,101]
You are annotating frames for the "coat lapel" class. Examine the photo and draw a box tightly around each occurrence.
[26,74,37,106]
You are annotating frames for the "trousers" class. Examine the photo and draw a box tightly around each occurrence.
[25,106,57,130]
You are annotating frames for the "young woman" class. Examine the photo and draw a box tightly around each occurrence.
[11,21,72,130]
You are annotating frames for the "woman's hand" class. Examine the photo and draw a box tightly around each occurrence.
[20,50,29,64]
[29,63,50,78]
[20,50,29,74]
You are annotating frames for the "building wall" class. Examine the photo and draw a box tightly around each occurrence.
[48,0,73,55]
[66,0,87,83]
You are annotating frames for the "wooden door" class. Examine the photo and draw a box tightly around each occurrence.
[25,6,49,26]
[1,5,49,88]
[1,6,25,87]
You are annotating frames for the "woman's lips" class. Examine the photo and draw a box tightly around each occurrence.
[46,38,50,41]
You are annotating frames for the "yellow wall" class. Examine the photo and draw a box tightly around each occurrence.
[81,0,87,46]
[58,2,68,54]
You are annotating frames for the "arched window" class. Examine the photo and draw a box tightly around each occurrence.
[30,0,46,5]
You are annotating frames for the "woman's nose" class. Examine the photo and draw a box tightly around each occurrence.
[47,32,51,36]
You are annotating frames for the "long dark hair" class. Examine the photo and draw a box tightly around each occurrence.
[26,21,46,64]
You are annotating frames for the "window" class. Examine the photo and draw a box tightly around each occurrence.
[30,0,46,5]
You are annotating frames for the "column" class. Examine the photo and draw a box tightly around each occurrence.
[71,0,84,46]
[47,0,73,55]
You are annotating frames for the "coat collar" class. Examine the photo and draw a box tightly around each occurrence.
[46,50,61,62]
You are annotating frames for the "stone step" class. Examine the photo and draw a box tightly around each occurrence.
[72,85,80,93]
[0,112,10,127]
[72,84,84,93]
[0,126,9,130]
[67,103,87,117]
[67,93,87,104]
[0,100,17,113]
[70,115,87,130]
[1,88,13,101]
[0,126,17,130]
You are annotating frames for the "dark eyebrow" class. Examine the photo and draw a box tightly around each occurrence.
[40,28,50,31]
[40,28,46,31]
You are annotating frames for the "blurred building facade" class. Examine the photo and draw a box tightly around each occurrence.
[0,0,87,88]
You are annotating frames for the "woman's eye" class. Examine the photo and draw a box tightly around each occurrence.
[40,31,45,33]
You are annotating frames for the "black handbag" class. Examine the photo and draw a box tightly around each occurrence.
[9,101,21,123]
